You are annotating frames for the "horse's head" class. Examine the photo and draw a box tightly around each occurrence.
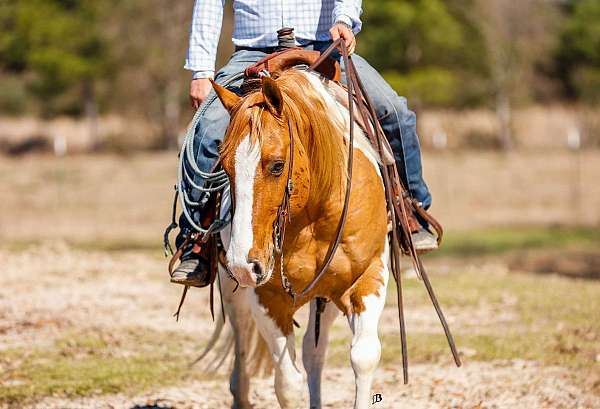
[212,76,313,288]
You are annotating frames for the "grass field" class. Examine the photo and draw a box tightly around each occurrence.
[1,152,599,408]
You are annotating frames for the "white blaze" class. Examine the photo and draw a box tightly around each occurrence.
[227,134,260,269]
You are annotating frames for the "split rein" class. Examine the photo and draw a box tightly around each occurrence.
[271,39,356,303]
[269,39,462,382]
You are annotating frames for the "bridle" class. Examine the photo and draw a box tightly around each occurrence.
[270,40,356,303]
[272,117,296,297]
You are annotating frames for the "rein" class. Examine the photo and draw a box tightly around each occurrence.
[269,39,460,383]
[270,40,355,303]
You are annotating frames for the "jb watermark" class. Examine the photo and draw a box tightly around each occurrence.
[372,393,382,405]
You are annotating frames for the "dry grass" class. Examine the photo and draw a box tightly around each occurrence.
[420,105,600,150]
[3,106,600,154]
[1,150,598,244]
[1,242,599,408]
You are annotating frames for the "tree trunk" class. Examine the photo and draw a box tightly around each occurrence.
[496,89,513,150]
[83,79,99,149]
[159,80,180,149]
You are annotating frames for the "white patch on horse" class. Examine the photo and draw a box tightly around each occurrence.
[300,71,382,177]
[247,290,305,407]
[227,134,260,285]
[348,238,389,409]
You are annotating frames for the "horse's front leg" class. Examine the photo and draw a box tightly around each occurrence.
[302,300,339,409]
[346,244,389,409]
[225,287,253,409]
[247,289,306,408]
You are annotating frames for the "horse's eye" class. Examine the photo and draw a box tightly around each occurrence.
[269,160,285,176]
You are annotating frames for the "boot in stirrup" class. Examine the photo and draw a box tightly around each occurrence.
[406,207,438,253]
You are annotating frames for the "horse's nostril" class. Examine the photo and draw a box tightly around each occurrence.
[252,262,263,278]
[247,258,264,280]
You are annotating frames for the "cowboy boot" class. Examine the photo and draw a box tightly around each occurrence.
[171,250,212,288]
[405,200,438,253]
[171,194,219,288]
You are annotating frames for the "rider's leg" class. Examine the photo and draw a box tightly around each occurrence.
[340,54,431,210]
[172,50,268,286]
[337,53,437,250]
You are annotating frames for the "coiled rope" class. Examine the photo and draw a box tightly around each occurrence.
[163,72,244,256]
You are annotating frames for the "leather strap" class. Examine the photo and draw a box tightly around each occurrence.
[295,39,355,299]
[308,40,459,382]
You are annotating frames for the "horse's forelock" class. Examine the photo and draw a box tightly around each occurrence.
[220,93,264,163]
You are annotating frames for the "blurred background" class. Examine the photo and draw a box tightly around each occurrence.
[1,1,599,408]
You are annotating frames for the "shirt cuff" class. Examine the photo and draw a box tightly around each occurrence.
[192,70,214,80]
[334,15,354,29]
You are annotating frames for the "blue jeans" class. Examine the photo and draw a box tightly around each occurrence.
[176,42,431,248]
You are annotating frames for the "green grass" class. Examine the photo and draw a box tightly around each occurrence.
[329,268,600,371]
[432,226,600,258]
[0,328,213,405]
[2,237,162,254]
[4,226,598,256]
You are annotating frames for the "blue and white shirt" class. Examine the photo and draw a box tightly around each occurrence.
[185,0,363,79]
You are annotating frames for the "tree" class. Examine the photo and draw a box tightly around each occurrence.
[473,0,560,149]
[107,0,200,149]
[557,0,600,104]
[358,0,489,108]
[0,0,111,141]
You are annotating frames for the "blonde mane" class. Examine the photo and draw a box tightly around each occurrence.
[220,69,348,202]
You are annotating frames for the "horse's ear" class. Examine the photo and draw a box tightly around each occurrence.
[261,77,283,116]
[210,79,241,112]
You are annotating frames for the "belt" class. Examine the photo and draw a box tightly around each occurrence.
[235,40,330,54]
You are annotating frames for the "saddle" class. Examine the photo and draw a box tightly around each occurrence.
[244,48,341,81]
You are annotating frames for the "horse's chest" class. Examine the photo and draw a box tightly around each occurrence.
[284,226,364,291]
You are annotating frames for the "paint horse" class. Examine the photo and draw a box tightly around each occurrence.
[210,67,390,409]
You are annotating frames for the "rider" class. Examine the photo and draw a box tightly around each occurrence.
[171,0,437,288]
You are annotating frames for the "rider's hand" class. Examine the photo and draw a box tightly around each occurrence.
[329,23,356,54]
[190,78,213,110]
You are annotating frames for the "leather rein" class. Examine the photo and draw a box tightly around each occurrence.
[271,39,356,303]
[268,39,461,382]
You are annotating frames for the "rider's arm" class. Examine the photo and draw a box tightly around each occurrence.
[185,0,225,80]
[332,0,363,32]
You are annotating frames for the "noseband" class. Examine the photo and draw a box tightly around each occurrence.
[272,117,296,298]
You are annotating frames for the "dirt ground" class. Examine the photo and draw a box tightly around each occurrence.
[2,244,599,409]
[1,152,600,408]
[32,362,600,409]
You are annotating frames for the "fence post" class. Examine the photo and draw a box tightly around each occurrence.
[567,127,582,225]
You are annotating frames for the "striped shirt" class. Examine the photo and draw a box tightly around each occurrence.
[185,0,363,79]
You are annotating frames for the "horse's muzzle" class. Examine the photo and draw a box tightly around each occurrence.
[227,257,268,288]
